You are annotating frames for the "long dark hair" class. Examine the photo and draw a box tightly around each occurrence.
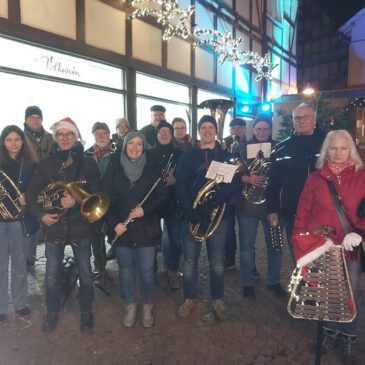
[0,125,37,167]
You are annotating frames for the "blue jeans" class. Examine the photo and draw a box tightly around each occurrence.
[238,216,282,286]
[45,238,94,313]
[26,233,37,263]
[162,217,184,272]
[224,204,237,265]
[324,260,362,336]
[0,221,28,314]
[182,219,227,300]
[115,245,156,305]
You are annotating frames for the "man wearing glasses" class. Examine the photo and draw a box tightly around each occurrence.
[266,103,325,264]
[26,118,100,334]
[172,117,192,151]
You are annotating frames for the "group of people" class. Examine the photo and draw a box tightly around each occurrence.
[0,102,363,362]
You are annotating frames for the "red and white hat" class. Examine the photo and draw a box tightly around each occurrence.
[294,232,334,267]
[51,117,85,145]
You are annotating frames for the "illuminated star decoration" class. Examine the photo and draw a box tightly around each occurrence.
[194,29,277,81]
[193,29,244,65]
[129,0,195,41]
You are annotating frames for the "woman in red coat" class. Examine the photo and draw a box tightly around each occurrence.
[293,130,365,363]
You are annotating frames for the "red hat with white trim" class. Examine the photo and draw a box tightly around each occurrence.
[50,117,85,145]
[294,232,334,267]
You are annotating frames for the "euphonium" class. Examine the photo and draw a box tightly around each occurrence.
[188,175,226,243]
[0,170,24,220]
[243,150,270,204]
[37,181,110,223]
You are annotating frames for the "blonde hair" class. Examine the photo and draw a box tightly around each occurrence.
[316,130,363,170]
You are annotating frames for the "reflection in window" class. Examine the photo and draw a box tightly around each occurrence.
[0,72,124,148]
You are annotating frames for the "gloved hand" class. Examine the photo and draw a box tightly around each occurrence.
[185,206,203,225]
[342,232,363,251]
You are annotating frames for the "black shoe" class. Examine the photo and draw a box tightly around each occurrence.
[267,283,287,298]
[243,286,256,299]
[105,247,116,261]
[0,314,6,323]
[42,312,58,333]
[15,306,31,317]
[80,312,94,333]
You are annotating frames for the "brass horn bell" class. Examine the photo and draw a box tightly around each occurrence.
[38,181,110,223]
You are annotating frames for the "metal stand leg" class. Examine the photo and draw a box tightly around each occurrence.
[315,320,323,365]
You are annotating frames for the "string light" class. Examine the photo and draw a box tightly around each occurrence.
[342,97,365,113]
[129,0,195,41]
[193,29,277,80]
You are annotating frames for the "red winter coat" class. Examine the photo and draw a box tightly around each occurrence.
[293,161,365,261]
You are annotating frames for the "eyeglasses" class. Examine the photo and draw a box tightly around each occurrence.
[56,132,75,139]
[293,114,314,123]
[173,126,186,130]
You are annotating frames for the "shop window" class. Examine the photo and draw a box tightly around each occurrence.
[0,72,124,148]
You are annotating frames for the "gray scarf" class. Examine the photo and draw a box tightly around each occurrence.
[120,151,146,183]
[120,130,147,183]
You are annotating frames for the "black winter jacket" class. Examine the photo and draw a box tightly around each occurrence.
[175,142,240,217]
[102,150,168,247]
[26,144,101,244]
[266,128,325,218]
[149,142,183,219]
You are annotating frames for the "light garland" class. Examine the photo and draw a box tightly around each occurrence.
[129,0,195,41]
[194,29,277,81]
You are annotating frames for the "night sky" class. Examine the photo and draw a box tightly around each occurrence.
[317,0,365,28]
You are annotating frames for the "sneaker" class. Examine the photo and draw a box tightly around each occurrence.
[243,286,256,300]
[80,312,94,333]
[15,306,31,317]
[212,299,227,321]
[178,299,195,318]
[42,312,58,333]
[342,333,358,363]
[93,272,105,287]
[168,271,180,290]
[0,314,6,323]
[267,283,287,298]
[142,304,154,328]
[123,303,137,328]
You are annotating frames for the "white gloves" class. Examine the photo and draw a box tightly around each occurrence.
[342,232,363,251]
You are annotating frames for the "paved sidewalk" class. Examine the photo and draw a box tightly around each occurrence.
[0,228,364,365]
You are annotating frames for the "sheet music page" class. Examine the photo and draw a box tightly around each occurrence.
[205,161,236,183]
[247,142,271,159]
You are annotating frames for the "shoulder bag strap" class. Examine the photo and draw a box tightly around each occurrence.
[326,180,354,233]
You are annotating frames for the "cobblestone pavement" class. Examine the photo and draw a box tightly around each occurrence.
[0,227,364,365]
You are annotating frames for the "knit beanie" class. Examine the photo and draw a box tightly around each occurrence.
[198,115,218,131]
[122,130,146,152]
[25,105,43,120]
[156,120,173,134]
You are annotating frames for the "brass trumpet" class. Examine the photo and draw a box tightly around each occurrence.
[37,180,110,223]
[0,170,24,220]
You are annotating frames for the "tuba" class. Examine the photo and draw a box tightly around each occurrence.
[198,99,234,140]
[0,170,24,220]
[37,181,110,223]
[243,150,271,204]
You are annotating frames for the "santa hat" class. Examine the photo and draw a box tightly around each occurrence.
[51,117,85,145]
[294,232,334,267]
